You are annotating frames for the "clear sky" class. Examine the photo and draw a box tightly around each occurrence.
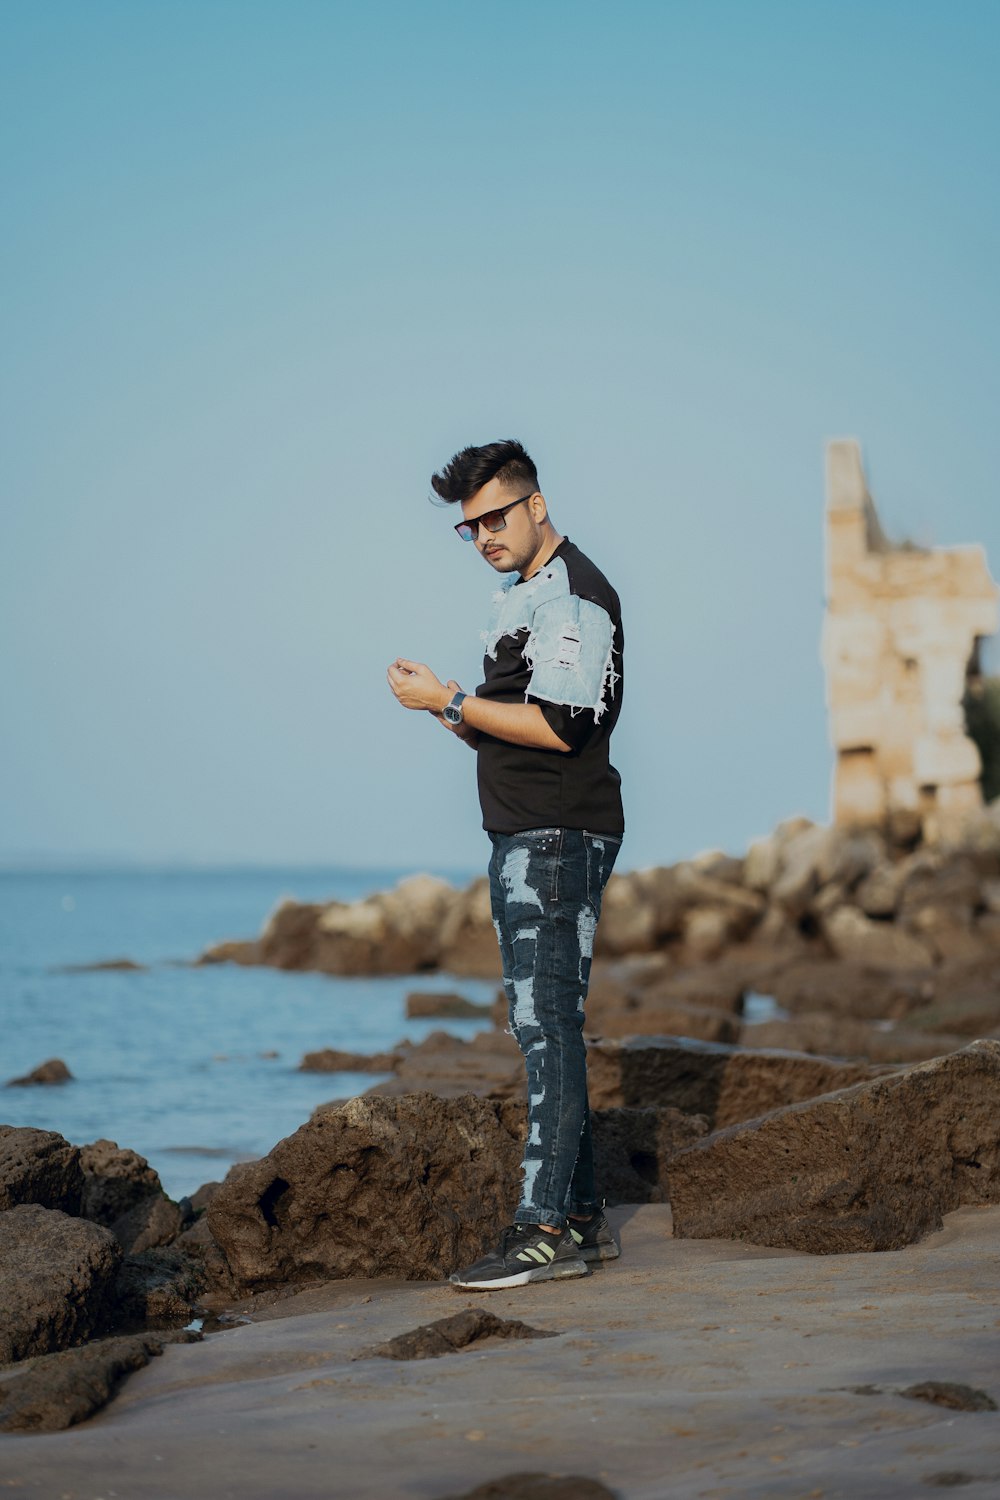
[2,0,998,873]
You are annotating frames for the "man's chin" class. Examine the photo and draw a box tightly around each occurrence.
[484,551,518,572]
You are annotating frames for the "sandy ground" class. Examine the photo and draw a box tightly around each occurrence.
[2,1204,999,1499]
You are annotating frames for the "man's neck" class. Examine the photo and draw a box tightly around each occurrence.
[521,529,565,580]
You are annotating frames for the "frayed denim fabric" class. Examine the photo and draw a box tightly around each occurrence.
[488,826,621,1230]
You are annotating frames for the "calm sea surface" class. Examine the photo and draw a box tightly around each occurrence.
[0,866,494,1199]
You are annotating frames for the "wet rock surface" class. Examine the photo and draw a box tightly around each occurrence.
[0,1329,201,1433]
[0,1205,123,1362]
[358,1309,556,1361]
[0,1126,84,1214]
[668,1039,1000,1252]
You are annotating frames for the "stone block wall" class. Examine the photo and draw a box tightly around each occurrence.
[821,440,999,839]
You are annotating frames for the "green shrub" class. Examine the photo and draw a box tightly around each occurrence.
[964,676,1000,803]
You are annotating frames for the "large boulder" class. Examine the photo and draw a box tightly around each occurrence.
[207,1093,526,1289]
[0,1127,83,1214]
[585,1036,873,1126]
[0,1205,122,1363]
[79,1138,164,1225]
[821,905,936,969]
[667,1040,1000,1253]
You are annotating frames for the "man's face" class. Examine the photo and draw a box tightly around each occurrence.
[460,477,546,575]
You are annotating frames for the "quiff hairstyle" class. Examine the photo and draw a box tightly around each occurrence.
[431,439,539,505]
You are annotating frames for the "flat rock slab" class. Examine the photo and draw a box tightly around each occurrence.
[5,1203,1000,1498]
[359,1310,556,1361]
[0,1205,122,1363]
[667,1039,1000,1252]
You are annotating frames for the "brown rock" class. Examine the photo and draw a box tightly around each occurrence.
[359,1309,556,1361]
[821,905,936,969]
[113,1245,208,1327]
[362,1030,523,1101]
[207,1093,527,1289]
[592,1106,708,1203]
[196,938,262,967]
[592,872,657,955]
[405,991,493,1019]
[6,1058,73,1087]
[441,1476,618,1500]
[585,996,740,1044]
[298,1047,399,1073]
[667,1040,1000,1252]
[0,1205,122,1363]
[58,957,146,973]
[585,1036,872,1127]
[742,1014,966,1065]
[438,877,502,977]
[79,1139,163,1225]
[0,1127,83,1214]
[0,1330,200,1433]
[109,1194,185,1256]
[172,1212,233,1294]
[764,958,931,1021]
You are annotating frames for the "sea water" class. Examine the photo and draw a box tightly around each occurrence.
[0,866,495,1198]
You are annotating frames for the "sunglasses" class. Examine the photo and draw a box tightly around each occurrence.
[454,493,535,542]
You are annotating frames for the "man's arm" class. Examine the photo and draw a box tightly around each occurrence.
[387,659,571,753]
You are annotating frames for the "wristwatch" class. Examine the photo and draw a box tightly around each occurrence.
[442,690,467,726]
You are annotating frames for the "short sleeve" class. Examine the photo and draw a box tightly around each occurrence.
[524,595,616,728]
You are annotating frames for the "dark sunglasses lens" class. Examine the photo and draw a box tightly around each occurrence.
[455,523,476,541]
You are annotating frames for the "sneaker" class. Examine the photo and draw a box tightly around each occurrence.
[449,1224,589,1290]
[568,1209,620,1262]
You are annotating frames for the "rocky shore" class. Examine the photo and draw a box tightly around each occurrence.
[4,806,1000,1494]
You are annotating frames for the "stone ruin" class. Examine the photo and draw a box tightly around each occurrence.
[821,439,999,842]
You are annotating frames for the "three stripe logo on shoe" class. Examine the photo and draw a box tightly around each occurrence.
[516,1240,557,1264]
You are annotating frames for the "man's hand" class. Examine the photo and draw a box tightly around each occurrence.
[386,658,452,713]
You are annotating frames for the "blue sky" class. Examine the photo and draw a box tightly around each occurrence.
[2,0,998,872]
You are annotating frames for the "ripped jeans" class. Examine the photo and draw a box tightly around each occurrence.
[488,826,622,1230]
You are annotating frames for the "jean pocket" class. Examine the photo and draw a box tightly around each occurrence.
[497,829,564,907]
[583,831,620,911]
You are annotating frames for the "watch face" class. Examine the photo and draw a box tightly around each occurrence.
[443,706,460,724]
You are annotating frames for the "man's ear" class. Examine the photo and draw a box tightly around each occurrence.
[530,492,548,524]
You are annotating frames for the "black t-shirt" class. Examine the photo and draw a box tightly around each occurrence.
[474,537,624,835]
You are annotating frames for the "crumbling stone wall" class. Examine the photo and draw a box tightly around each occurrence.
[821,439,999,840]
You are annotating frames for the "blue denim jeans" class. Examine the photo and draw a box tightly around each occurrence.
[488,826,622,1230]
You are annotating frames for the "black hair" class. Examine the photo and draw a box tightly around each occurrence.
[430,439,539,505]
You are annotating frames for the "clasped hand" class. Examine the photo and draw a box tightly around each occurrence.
[386,658,454,713]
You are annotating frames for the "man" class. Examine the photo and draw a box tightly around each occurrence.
[387,439,624,1290]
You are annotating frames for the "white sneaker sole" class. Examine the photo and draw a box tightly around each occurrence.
[450,1259,589,1291]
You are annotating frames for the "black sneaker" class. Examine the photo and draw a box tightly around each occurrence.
[449,1224,589,1290]
[568,1209,620,1263]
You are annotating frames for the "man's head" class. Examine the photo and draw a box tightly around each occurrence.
[431,439,558,576]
